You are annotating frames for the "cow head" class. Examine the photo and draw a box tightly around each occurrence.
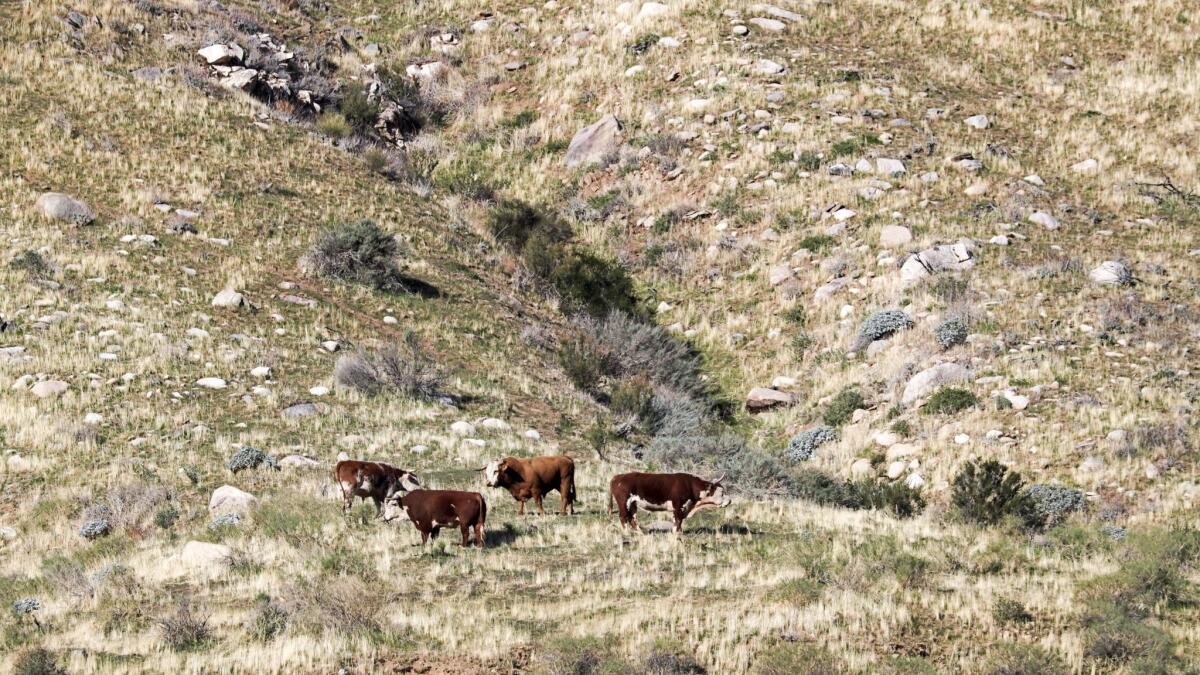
[381,471,421,522]
[480,459,510,487]
[693,475,732,513]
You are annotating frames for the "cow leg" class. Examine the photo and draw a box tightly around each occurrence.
[420,530,429,546]
[474,521,485,548]
[673,506,685,533]
[460,524,471,547]
[560,489,569,515]
[533,490,545,516]
[372,496,383,518]
[517,499,525,516]
[431,527,441,541]
[628,503,640,532]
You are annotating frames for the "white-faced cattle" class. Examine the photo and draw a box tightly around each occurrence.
[334,460,421,517]
[383,489,487,548]
[608,472,731,533]
[476,455,576,515]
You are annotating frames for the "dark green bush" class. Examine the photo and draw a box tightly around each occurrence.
[558,334,610,394]
[9,250,51,278]
[856,480,926,519]
[488,200,571,251]
[338,80,380,134]
[922,387,978,415]
[823,389,864,427]
[951,460,1031,526]
[796,234,835,252]
[991,597,1032,625]
[610,376,655,421]
[550,249,638,317]
[792,468,861,508]
[250,599,289,642]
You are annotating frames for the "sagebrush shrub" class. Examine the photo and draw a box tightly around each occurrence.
[334,339,443,400]
[981,644,1064,675]
[856,480,926,519]
[786,426,837,461]
[251,600,290,642]
[992,598,1033,624]
[934,317,968,350]
[158,601,212,652]
[951,460,1030,525]
[13,648,65,675]
[1024,484,1086,529]
[487,200,571,251]
[226,446,278,473]
[853,309,913,350]
[302,220,404,290]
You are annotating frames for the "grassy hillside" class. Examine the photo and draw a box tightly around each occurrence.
[1,0,1198,673]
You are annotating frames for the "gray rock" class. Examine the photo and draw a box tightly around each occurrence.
[899,242,975,285]
[30,380,68,398]
[1028,211,1060,230]
[964,114,990,129]
[878,224,912,248]
[36,192,94,225]
[813,277,850,302]
[209,485,257,512]
[282,402,320,418]
[564,115,623,168]
[875,158,905,175]
[902,363,969,403]
[280,455,321,467]
[769,264,793,286]
[211,289,246,308]
[197,43,244,66]
[746,387,794,413]
[749,17,786,32]
[757,59,786,75]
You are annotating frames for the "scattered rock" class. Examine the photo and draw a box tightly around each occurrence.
[197,43,244,66]
[769,264,794,286]
[1028,211,1060,230]
[279,455,321,468]
[211,289,246,308]
[36,192,94,225]
[875,158,905,176]
[850,458,874,478]
[30,380,69,398]
[480,418,512,431]
[195,377,227,389]
[637,3,670,20]
[745,387,794,413]
[564,115,623,168]
[899,242,975,285]
[757,59,786,75]
[450,421,476,435]
[209,485,258,512]
[282,402,320,418]
[964,114,990,129]
[749,17,786,32]
[1071,158,1099,173]
[903,363,969,403]
[878,225,912,248]
[1088,260,1133,285]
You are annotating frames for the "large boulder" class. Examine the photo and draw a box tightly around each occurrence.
[209,485,258,512]
[564,115,623,168]
[36,192,94,225]
[1089,261,1132,286]
[899,242,975,285]
[197,43,244,66]
[745,387,794,413]
[902,363,969,403]
[879,225,912,248]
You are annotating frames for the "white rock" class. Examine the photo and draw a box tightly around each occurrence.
[564,114,624,168]
[279,455,321,468]
[30,380,69,398]
[196,377,227,389]
[1005,393,1030,410]
[36,192,95,225]
[989,235,1009,246]
[899,243,975,285]
[637,2,669,20]
[757,59,786,75]
[198,43,244,65]
[220,68,259,90]
[1028,211,1060,230]
[480,417,511,430]
[187,327,210,338]
[309,386,330,396]
[954,433,970,445]
[878,224,912,248]
[405,61,447,82]
[886,443,920,461]
[84,412,103,425]
[769,264,794,286]
[0,526,16,540]
[745,387,794,412]
[450,421,476,435]
[1089,260,1132,286]
[771,376,797,389]
[905,473,925,489]
[1023,174,1044,186]
[875,158,905,175]
[873,431,900,447]
[850,458,874,478]
[903,363,969,403]
[749,17,786,31]
[524,429,541,440]
[964,114,990,129]
[656,301,673,314]
[179,541,233,574]
[885,461,907,479]
[625,64,646,77]
[209,485,257,512]
[211,288,246,308]
[1071,158,1099,173]
[1106,429,1127,443]
[251,366,271,378]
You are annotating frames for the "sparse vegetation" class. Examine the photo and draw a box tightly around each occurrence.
[922,387,978,415]
[334,337,444,400]
[301,220,406,291]
[952,460,1030,526]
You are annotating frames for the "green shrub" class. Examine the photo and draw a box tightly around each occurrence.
[550,249,639,317]
[776,578,824,606]
[822,389,864,427]
[9,250,51,278]
[786,426,837,462]
[951,460,1030,526]
[796,234,835,252]
[338,80,380,133]
[791,331,814,355]
[795,151,822,172]
[488,200,571,251]
[250,599,289,642]
[157,601,212,652]
[432,156,496,201]
[793,468,860,508]
[320,546,375,579]
[991,597,1033,625]
[610,376,655,421]
[1083,613,1175,668]
[751,643,845,675]
[558,333,611,394]
[627,32,660,55]
[922,387,978,415]
[934,317,968,350]
[856,480,926,519]
[855,309,914,348]
[153,505,180,530]
[1022,484,1086,529]
[535,636,632,675]
[302,220,403,290]
[780,305,806,325]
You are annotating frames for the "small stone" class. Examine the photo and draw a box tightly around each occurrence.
[745,387,794,413]
[211,288,246,308]
[251,366,271,378]
[878,224,912,248]
[1028,211,1060,230]
[197,43,244,66]
[1089,260,1132,286]
[637,2,669,20]
[195,377,227,389]
[757,59,786,75]
[964,114,990,129]
[84,412,103,425]
[450,421,476,435]
[885,461,906,479]
[769,264,794,286]
[1071,158,1099,173]
[480,418,511,430]
[309,385,330,396]
[524,429,541,440]
[749,17,786,31]
[279,455,321,468]
[875,158,905,175]
[564,115,623,168]
[850,458,873,478]
[903,363,969,403]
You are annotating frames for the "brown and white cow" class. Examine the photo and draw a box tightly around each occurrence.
[383,489,487,548]
[608,472,731,533]
[334,460,421,516]
[476,455,576,515]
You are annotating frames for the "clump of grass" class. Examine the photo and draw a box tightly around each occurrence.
[980,644,1064,675]
[301,220,405,291]
[796,234,835,252]
[9,250,52,279]
[158,601,213,652]
[250,598,290,642]
[338,80,380,134]
[922,387,978,415]
[315,111,350,138]
[334,336,444,401]
[13,648,65,675]
[752,643,845,675]
[992,597,1033,624]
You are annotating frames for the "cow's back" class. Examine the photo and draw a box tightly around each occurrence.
[527,455,573,483]
[406,489,484,524]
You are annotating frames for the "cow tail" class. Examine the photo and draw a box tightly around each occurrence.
[479,494,487,527]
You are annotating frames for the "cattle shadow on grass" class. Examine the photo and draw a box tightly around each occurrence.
[485,522,529,547]
[685,521,759,536]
